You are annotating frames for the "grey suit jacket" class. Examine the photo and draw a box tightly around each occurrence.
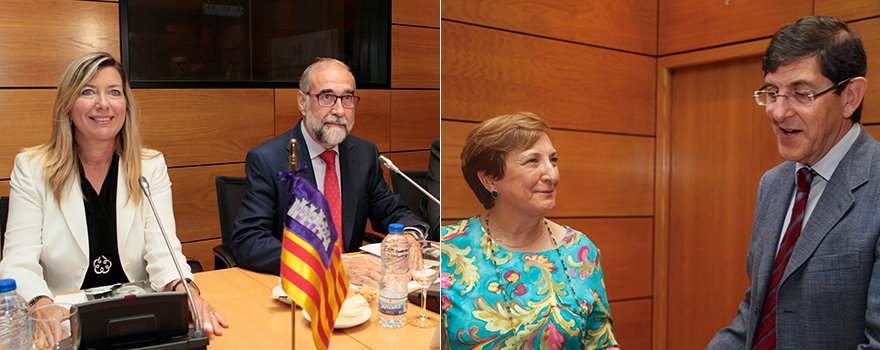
[708,124,880,349]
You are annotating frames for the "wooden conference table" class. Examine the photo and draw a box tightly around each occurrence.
[195,267,440,350]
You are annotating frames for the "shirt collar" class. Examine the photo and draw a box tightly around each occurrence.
[797,123,859,182]
[300,119,340,159]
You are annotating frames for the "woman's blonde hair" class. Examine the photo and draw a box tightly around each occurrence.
[29,52,148,205]
[460,112,554,209]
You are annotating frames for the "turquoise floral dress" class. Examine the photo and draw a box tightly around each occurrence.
[441,215,619,350]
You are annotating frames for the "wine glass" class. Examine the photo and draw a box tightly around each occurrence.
[409,240,440,328]
[30,303,80,350]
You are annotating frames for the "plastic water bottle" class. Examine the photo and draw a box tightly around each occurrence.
[0,279,32,350]
[378,223,409,328]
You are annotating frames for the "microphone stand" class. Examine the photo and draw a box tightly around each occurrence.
[378,155,440,205]
[138,177,205,339]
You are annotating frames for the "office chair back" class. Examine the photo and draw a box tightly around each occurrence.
[214,176,247,269]
[389,171,429,222]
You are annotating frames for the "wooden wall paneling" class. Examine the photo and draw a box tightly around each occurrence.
[136,89,275,167]
[0,0,120,87]
[274,89,392,153]
[658,0,809,55]
[441,0,657,55]
[390,90,439,152]
[865,125,880,139]
[0,181,9,198]
[667,56,782,349]
[815,0,880,22]
[392,0,439,28]
[391,26,440,89]
[182,238,221,272]
[442,21,656,136]
[441,121,654,219]
[0,90,57,177]
[609,298,652,350]
[849,18,880,125]
[553,218,653,302]
[653,60,672,350]
[167,163,246,243]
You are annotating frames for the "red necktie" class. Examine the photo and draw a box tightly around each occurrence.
[318,150,342,235]
[752,167,816,350]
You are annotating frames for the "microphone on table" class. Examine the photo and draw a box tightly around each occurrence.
[378,155,440,205]
[138,176,205,338]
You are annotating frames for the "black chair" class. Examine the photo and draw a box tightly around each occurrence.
[1,196,8,250]
[389,171,429,223]
[212,176,246,270]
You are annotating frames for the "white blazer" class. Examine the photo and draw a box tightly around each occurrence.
[0,149,193,302]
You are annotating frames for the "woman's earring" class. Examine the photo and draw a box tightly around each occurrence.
[491,190,499,199]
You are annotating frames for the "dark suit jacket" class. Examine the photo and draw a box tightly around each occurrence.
[229,121,428,275]
[707,124,880,349]
[422,137,440,241]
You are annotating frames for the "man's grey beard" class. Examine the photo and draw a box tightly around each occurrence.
[307,113,352,147]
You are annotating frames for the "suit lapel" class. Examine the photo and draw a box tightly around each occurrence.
[59,177,89,260]
[752,165,796,318]
[116,163,134,258]
[338,139,356,251]
[291,122,317,185]
[782,126,871,284]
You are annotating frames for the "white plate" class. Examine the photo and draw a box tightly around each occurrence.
[302,307,371,329]
[272,286,292,305]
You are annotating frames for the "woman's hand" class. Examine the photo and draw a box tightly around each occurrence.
[166,279,229,336]
[190,294,229,336]
[29,299,67,349]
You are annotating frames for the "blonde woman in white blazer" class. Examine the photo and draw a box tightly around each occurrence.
[0,53,228,339]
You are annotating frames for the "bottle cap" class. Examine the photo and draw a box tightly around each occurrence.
[0,279,16,293]
[388,223,404,233]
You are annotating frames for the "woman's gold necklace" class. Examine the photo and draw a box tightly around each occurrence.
[484,211,543,249]
[485,212,591,349]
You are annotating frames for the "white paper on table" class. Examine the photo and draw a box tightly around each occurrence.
[54,291,87,305]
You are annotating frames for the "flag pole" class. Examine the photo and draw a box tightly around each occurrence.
[289,138,297,350]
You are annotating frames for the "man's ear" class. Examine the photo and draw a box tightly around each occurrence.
[297,90,308,116]
[842,77,867,120]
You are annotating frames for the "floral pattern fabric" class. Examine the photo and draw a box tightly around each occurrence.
[441,215,620,350]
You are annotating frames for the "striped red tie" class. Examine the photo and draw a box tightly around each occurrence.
[752,167,816,350]
[319,150,342,235]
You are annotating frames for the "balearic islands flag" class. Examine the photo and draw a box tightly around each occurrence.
[278,171,349,350]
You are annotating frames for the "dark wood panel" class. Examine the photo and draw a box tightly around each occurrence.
[0,0,120,87]
[554,218,653,302]
[392,0,439,28]
[0,181,8,197]
[0,90,57,177]
[850,18,880,125]
[442,0,656,55]
[391,26,440,89]
[659,0,810,55]
[442,21,656,136]
[667,56,782,349]
[136,89,275,167]
[182,238,221,272]
[816,0,880,22]
[274,89,391,153]
[441,120,654,219]
[609,298,652,350]
[168,163,246,243]
[390,90,439,152]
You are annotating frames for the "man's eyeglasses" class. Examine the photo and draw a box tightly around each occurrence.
[752,77,853,108]
[306,92,360,109]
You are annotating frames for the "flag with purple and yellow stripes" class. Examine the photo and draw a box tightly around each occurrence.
[278,172,348,350]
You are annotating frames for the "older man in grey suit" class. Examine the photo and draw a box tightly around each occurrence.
[706,16,879,349]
